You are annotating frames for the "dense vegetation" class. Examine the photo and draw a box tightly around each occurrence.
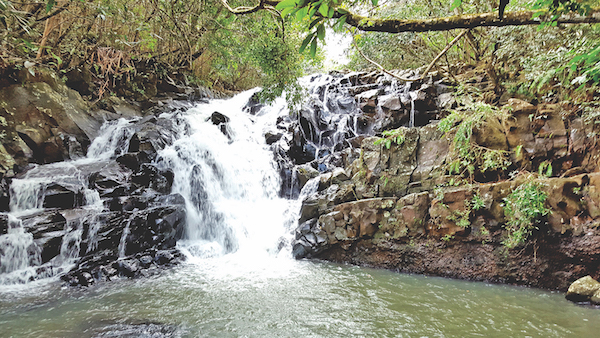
[1,0,598,104]
[0,0,314,101]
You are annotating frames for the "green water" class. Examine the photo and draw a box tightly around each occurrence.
[1,255,599,337]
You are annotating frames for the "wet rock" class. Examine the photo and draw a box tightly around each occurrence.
[210,111,230,125]
[117,259,139,278]
[43,184,82,209]
[296,164,319,189]
[155,250,174,265]
[132,164,173,194]
[265,131,283,145]
[40,236,62,264]
[566,275,600,302]
[0,176,9,212]
[89,161,133,198]
[0,214,8,235]
[116,152,152,171]
[78,271,94,286]
[139,255,153,268]
[210,112,231,138]
[128,116,180,154]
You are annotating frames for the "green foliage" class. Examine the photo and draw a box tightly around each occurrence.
[471,193,485,210]
[374,127,406,149]
[447,209,471,228]
[532,0,594,29]
[441,234,454,242]
[438,102,511,178]
[1,0,315,101]
[568,44,600,88]
[537,160,553,177]
[502,180,550,248]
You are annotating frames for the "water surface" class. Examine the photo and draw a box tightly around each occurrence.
[1,255,598,337]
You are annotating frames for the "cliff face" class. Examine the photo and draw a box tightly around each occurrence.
[293,92,600,291]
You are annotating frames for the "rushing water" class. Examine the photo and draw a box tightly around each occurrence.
[2,87,600,336]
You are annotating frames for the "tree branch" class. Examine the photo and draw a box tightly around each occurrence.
[420,29,469,80]
[349,31,418,82]
[221,0,267,15]
[261,1,600,33]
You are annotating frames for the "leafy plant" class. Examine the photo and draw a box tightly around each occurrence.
[568,44,600,89]
[438,102,511,178]
[374,127,406,149]
[502,180,550,248]
[441,234,454,242]
[532,0,594,29]
[447,209,471,228]
[538,160,553,177]
[472,193,485,211]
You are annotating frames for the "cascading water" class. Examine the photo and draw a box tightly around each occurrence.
[0,88,304,285]
[1,71,440,286]
[156,90,297,260]
[0,118,140,284]
[4,74,600,337]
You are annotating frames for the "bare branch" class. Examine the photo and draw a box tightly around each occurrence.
[221,0,267,15]
[349,31,419,82]
[420,29,469,80]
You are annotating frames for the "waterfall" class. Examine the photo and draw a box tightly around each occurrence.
[0,116,139,284]
[157,90,295,259]
[1,71,439,286]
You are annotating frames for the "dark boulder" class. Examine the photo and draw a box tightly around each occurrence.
[43,184,83,209]
[0,214,8,235]
[210,111,231,138]
[210,111,230,125]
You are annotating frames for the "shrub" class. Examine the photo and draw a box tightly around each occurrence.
[502,180,550,248]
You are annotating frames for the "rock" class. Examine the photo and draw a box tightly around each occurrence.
[64,67,93,96]
[155,250,174,265]
[591,289,600,304]
[117,259,139,278]
[265,131,283,145]
[210,111,230,125]
[131,164,173,194]
[296,164,319,189]
[43,184,82,209]
[210,112,231,138]
[0,176,9,212]
[566,275,600,302]
[0,214,8,235]
[356,88,381,113]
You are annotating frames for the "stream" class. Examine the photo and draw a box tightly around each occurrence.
[2,258,600,337]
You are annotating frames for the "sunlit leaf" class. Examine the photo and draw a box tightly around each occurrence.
[316,24,325,40]
[275,0,297,10]
[450,0,462,10]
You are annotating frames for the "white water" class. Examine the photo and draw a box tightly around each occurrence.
[0,118,140,284]
[1,88,306,285]
[156,90,298,261]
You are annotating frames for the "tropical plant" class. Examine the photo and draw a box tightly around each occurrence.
[502,180,550,248]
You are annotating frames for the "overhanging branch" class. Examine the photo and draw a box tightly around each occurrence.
[260,1,600,33]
